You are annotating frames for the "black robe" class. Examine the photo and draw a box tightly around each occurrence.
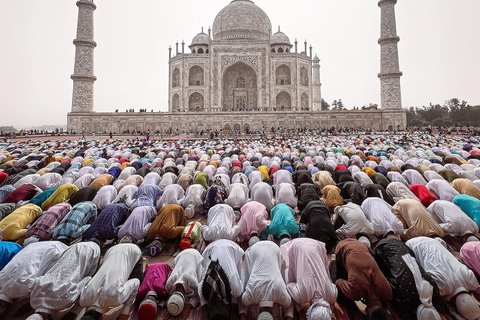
[300,200,338,253]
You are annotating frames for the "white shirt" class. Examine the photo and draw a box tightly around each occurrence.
[273,170,293,189]
[0,241,67,303]
[201,204,240,242]
[226,183,249,209]
[80,244,142,315]
[251,182,275,212]
[117,206,157,243]
[30,242,100,315]
[426,179,459,202]
[156,184,185,210]
[275,183,297,209]
[361,198,404,237]
[166,249,203,307]
[335,202,374,238]
[248,171,264,190]
[113,185,138,208]
[92,185,117,211]
[427,200,479,237]
[406,237,479,300]
[199,240,244,305]
[241,241,292,315]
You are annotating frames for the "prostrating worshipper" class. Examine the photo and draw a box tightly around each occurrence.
[428,200,479,242]
[0,203,15,220]
[339,181,367,205]
[52,201,98,244]
[386,181,420,203]
[41,183,79,211]
[1,183,38,204]
[332,238,393,319]
[374,238,441,320]
[407,237,480,320]
[275,182,298,209]
[82,203,129,246]
[117,174,144,192]
[0,203,42,241]
[281,238,337,320]
[29,188,56,207]
[146,204,187,255]
[334,202,374,247]
[165,248,204,319]
[0,242,22,270]
[68,186,98,207]
[132,184,161,209]
[241,241,293,320]
[136,263,172,320]
[237,201,270,245]
[321,185,344,208]
[426,179,459,201]
[113,184,138,208]
[92,185,117,211]
[409,184,437,207]
[89,173,114,190]
[117,206,157,244]
[452,178,480,200]
[300,200,338,253]
[24,203,72,246]
[453,194,480,230]
[361,197,404,239]
[78,244,143,320]
[312,171,335,192]
[194,171,209,189]
[179,221,202,250]
[201,203,240,242]
[266,203,299,244]
[296,182,320,211]
[34,172,63,191]
[199,239,244,318]
[182,184,207,217]
[156,183,184,209]
[393,199,444,241]
[0,185,15,203]
[226,182,249,210]
[0,241,68,318]
[203,184,228,211]
[27,242,101,320]
[460,242,480,299]
[251,181,275,212]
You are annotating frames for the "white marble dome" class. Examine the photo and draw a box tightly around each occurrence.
[271,30,290,45]
[212,0,272,41]
[191,32,210,46]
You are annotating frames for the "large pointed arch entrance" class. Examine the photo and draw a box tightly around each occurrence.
[222,62,257,111]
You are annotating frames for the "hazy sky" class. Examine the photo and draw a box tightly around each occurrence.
[1,0,479,128]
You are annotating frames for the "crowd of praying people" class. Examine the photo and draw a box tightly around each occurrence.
[0,131,480,320]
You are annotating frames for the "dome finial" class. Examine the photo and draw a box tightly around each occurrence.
[278,26,280,32]
[202,26,204,33]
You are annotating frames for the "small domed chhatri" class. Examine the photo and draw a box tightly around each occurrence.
[271,27,291,46]
[191,31,210,46]
[213,0,272,41]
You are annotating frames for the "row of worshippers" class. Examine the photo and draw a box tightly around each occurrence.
[2,236,480,320]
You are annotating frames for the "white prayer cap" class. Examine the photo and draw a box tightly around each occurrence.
[26,314,43,320]
[249,236,260,247]
[185,204,195,219]
[280,238,291,246]
[467,236,479,242]
[456,293,480,320]
[257,311,274,320]
[358,236,371,248]
[167,291,185,316]
[307,299,332,320]
[416,305,441,320]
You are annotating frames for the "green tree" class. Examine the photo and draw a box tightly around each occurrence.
[321,99,330,111]
[337,99,344,110]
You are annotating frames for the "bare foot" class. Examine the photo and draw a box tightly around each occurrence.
[117,314,130,320]
[178,304,192,320]
[159,308,170,320]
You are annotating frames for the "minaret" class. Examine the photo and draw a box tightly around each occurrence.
[378,0,402,109]
[312,55,322,111]
[71,0,97,113]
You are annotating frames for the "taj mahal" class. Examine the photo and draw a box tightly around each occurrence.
[67,0,407,134]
